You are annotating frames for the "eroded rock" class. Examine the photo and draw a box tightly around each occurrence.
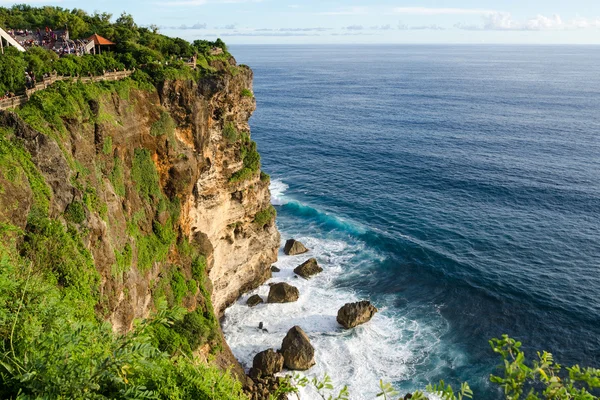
[267,282,299,303]
[336,300,378,329]
[247,294,264,307]
[280,326,315,370]
[252,348,284,376]
[293,258,323,279]
[283,239,308,256]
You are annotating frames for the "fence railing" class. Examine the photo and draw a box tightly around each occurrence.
[0,69,134,111]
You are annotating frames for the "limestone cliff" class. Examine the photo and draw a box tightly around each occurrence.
[0,56,279,378]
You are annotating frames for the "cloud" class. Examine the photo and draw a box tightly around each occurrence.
[255,27,331,32]
[219,32,321,37]
[345,25,364,30]
[455,12,600,31]
[393,7,497,15]
[410,24,445,30]
[319,6,369,16]
[162,23,207,29]
[370,24,392,30]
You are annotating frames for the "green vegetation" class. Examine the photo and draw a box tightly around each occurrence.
[230,139,261,183]
[254,205,276,227]
[110,155,126,197]
[0,127,51,217]
[131,148,161,201]
[102,135,112,155]
[150,111,176,138]
[0,5,233,95]
[241,88,253,98]
[260,171,270,182]
[64,200,85,224]
[223,121,239,142]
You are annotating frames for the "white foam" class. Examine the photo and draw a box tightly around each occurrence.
[222,234,439,399]
[270,179,289,206]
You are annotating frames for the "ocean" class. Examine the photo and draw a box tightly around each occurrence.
[222,45,600,399]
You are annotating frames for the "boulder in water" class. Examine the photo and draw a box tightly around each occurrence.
[247,294,264,307]
[252,349,284,376]
[271,265,281,273]
[267,282,299,303]
[280,326,315,370]
[336,300,378,329]
[293,258,323,279]
[283,239,308,256]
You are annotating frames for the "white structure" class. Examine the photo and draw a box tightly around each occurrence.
[0,27,26,53]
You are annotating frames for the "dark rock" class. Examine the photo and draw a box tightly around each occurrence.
[247,294,263,307]
[283,239,308,256]
[258,322,264,330]
[280,326,315,370]
[404,394,414,400]
[293,258,323,279]
[336,300,378,329]
[267,282,299,303]
[252,349,284,376]
[271,265,281,273]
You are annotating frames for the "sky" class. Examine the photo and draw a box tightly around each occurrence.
[2,0,600,44]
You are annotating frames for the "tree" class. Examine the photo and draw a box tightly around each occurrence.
[0,48,27,94]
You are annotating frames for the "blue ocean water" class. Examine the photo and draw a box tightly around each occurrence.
[222,45,600,399]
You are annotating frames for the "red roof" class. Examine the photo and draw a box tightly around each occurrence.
[87,33,115,46]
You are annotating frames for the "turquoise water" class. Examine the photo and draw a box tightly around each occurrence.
[222,45,600,398]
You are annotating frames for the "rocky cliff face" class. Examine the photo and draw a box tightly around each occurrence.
[0,57,278,374]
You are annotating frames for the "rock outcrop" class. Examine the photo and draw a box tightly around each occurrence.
[283,239,308,256]
[280,326,315,370]
[267,282,300,303]
[247,294,264,307]
[0,54,279,389]
[251,349,284,376]
[293,258,323,279]
[337,301,378,329]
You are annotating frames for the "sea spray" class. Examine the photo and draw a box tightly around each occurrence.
[222,181,446,399]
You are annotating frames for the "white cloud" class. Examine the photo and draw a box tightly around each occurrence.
[393,7,497,16]
[456,12,600,31]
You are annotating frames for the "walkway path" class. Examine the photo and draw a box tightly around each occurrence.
[0,70,133,111]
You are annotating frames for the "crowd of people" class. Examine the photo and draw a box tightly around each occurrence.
[5,26,91,56]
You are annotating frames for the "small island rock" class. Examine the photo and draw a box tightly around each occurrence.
[271,265,281,273]
[336,300,378,329]
[252,349,284,376]
[267,282,299,303]
[283,239,309,256]
[293,258,323,279]
[247,294,264,307]
[280,326,315,370]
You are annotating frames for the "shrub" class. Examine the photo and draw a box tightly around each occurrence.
[150,111,176,138]
[241,88,253,98]
[131,148,161,201]
[102,135,112,155]
[64,200,86,224]
[223,121,238,142]
[253,205,276,227]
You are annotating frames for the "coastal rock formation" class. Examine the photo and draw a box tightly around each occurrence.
[271,265,281,273]
[283,239,308,255]
[251,349,284,376]
[337,301,378,329]
[280,326,315,370]
[247,294,264,307]
[267,282,300,303]
[0,54,279,387]
[293,258,323,279]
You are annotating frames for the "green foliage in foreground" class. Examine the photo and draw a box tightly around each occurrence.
[272,336,600,400]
